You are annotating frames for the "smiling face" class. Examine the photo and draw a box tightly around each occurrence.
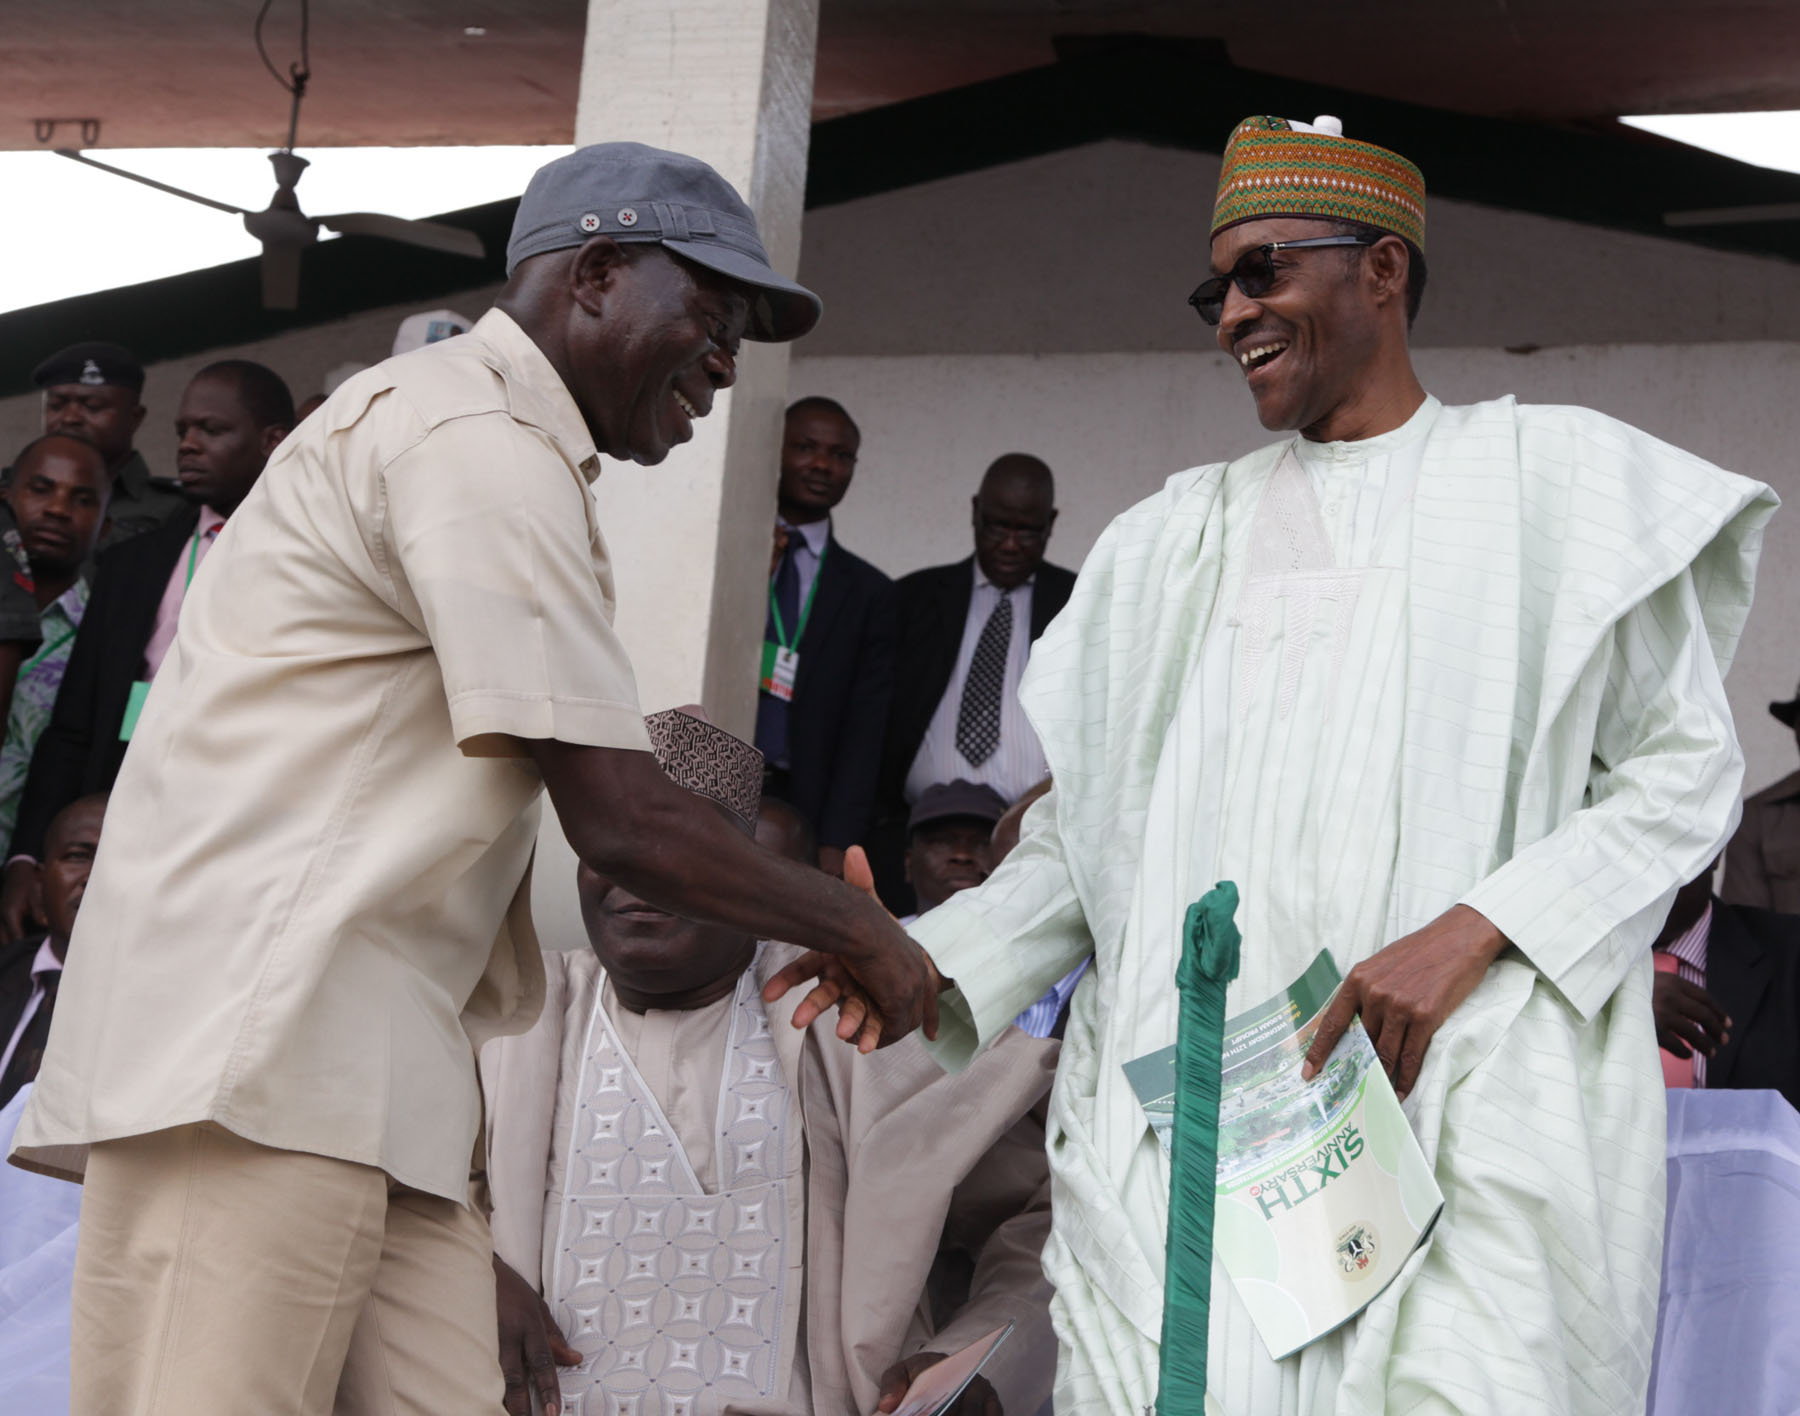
[174,373,283,515]
[559,243,748,467]
[6,437,110,581]
[777,404,860,522]
[1210,217,1399,436]
[42,383,143,469]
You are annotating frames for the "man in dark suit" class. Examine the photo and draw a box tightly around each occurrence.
[0,361,292,942]
[1723,680,1800,913]
[0,793,105,1107]
[755,397,896,877]
[871,454,1074,911]
[1652,862,1800,1112]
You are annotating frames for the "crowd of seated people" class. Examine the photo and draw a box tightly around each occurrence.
[0,324,1795,1416]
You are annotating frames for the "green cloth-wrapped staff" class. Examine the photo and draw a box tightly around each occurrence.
[1156,882,1242,1415]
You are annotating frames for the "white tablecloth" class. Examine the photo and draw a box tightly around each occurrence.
[1648,1088,1800,1415]
[0,1084,81,1415]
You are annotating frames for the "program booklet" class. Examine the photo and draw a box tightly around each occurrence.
[884,1322,1014,1416]
[1124,948,1443,1359]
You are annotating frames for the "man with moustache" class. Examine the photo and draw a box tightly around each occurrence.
[0,361,294,944]
[755,398,896,876]
[779,116,1778,1414]
[10,144,934,1416]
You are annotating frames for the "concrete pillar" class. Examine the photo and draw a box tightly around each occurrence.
[532,0,820,948]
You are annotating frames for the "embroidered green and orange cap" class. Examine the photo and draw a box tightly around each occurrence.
[1211,115,1426,251]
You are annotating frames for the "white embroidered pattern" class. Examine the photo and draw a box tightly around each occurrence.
[1230,449,1364,722]
[552,962,790,1415]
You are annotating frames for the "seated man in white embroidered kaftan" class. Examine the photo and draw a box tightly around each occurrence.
[770,116,1780,1416]
[480,709,1058,1416]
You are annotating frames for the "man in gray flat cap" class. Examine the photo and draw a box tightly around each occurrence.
[11,142,936,1416]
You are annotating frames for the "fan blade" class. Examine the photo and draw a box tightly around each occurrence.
[1664,201,1800,227]
[261,243,303,310]
[54,148,249,215]
[318,212,485,258]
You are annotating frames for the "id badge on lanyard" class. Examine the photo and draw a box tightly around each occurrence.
[760,641,800,702]
[761,542,825,704]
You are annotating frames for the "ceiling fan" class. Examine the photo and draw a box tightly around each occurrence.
[53,0,484,310]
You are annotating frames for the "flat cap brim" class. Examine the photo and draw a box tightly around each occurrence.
[663,238,822,343]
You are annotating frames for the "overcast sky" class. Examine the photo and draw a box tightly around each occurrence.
[3,113,1797,317]
[3,144,572,315]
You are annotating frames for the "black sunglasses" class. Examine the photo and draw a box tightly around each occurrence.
[1187,235,1378,326]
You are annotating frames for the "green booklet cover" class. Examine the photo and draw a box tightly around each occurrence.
[1124,948,1443,1360]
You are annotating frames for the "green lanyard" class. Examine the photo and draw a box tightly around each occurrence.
[767,540,827,651]
[18,619,77,681]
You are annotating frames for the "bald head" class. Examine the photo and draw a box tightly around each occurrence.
[972,453,1057,589]
[980,454,1053,500]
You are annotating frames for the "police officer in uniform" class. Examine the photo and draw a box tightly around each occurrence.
[30,343,186,547]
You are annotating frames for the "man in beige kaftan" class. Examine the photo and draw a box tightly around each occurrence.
[482,710,1057,1416]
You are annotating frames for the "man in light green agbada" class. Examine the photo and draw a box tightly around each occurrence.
[776,114,1777,1414]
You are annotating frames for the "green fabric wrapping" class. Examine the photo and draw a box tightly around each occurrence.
[1155,881,1242,1416]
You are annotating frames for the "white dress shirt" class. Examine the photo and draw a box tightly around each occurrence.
[0,940,61,1083]
[776,516,831,622]
[905,564,1049,805]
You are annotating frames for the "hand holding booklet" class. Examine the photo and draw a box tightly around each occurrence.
[879,1323,1013,1416]
[1125,948,1443,1359]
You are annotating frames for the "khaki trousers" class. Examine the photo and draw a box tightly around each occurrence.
[71,1122,503,1416]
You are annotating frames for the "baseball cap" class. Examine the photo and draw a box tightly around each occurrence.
[909,780,1010,835]
[506,142,822,343]
[33,341,145,393]
[392,308,472,358]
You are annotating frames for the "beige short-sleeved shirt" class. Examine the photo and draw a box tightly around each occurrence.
[10,309,651,1202]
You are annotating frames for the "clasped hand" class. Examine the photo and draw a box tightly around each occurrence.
[763,846,945,1053]
[1301,904,1509,1101]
